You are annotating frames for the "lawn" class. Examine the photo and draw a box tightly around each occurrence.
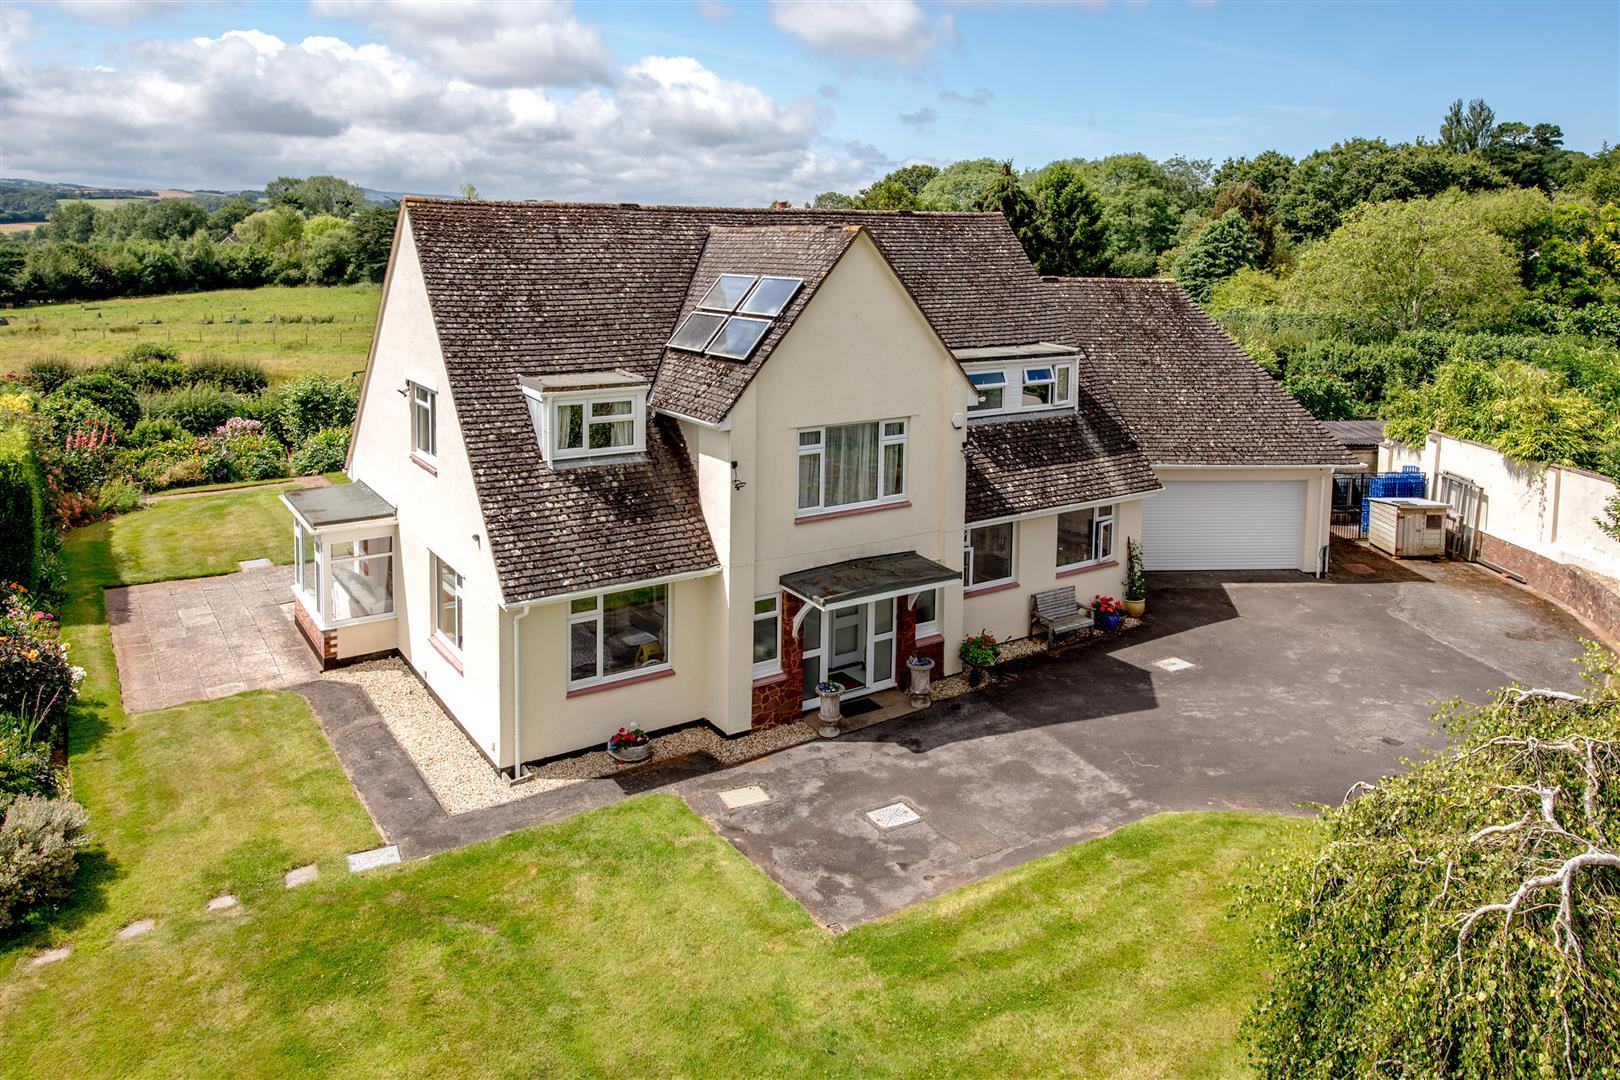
[0,491,1306,1077]
[0,284,380,382]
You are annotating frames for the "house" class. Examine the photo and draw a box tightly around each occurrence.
[281,199,1350,776]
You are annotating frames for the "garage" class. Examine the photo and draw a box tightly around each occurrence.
[1141,480,1307,570]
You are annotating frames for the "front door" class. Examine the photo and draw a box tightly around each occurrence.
[828,605,867,687]
[800,599,899,708]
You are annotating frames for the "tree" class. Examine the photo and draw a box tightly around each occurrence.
[1211,150,1296,207]
[809,191,855,209]
[918,158,1002,210]
[855,176,919,210]
[458,182,479,201]
[1210,180,1284,268]
[976,161,1038,250]
[42,201,97,243]
[1245,663,1620,1078]
[1484,120,1566,191]
[1288,196,1524,333]
[1281,369,1358,419]
[350,203,399,283]
[205,197,256,241]
[1026,161,1105,276]
[1439,96,1496,153]
[1279,138,1507,240]
[233,206,306,256]
[1173,209,1260,302]
[884,163,940,197]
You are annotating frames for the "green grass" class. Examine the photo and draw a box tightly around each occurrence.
[108,485,297,583]
[0,491,1308,1077]
[1,284,379,382]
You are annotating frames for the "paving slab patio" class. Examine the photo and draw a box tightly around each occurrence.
[106,566,318,712]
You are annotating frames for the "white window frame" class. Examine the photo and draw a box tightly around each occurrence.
[910,588,940,639]
[566,583,672,690]
[964,360,1077,417]
[964,522,1018,590]
[409,382,437,459]
[431,553,464,653]
[795,417,908,517]
[752,594,781,678]
[292,519,397,630]
[1056,504,1116,571]
[524,387,648,464]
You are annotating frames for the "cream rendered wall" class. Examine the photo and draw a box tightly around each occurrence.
[1380,433,1620,574]
[963,500,1142,642]
[347,211,509,763]
[1152,466,1333,574]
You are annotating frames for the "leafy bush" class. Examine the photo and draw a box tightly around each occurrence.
[0,586,80,736]
[958,629,1001,666]
[200,422,288,484]
[290,426,349,475]
[1244,649,1620,1077]
[53,372,141,431]
[93,477,144,516]
[20,357,74,396]
[1282,369,1359,420]
[138,452,205,491]
[276,374,359,445]
[127,415,187,447]
[0,728,57,816]
[142,384,244,435]
[187,357,268,395]
[0,426,44,592]
[0,795,91,933]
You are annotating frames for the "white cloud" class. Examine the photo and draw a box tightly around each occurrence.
[50,0,184,26]
[310,0,614,87]
[770,0,953,66]
[0,28,876,206]
[693,0,733,19]
[939,86,992,107]
[897,106,936,127]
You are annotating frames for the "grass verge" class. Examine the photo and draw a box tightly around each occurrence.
[0,491,1305,1077]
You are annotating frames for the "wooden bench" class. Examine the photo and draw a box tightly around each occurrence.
[1030,586,1092,648]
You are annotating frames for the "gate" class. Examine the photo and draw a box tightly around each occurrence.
[1330,473,1372,540]
[1438,472,1483,560]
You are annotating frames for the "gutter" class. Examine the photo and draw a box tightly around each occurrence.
[652,407,731,432]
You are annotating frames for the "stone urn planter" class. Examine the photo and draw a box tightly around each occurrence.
[606,726,652,763]
[815,681,843,738]
[906,654,935,708]
[1123,598,1146,619]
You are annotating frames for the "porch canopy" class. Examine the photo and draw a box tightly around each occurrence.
[282,480,396,529]
[781,551,959,611]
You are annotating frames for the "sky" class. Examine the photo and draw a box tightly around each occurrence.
[1,0,1616,206]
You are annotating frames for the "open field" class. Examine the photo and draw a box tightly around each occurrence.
[1,285,380,381]
[0,490,1306,1078]
[0,222,41,234]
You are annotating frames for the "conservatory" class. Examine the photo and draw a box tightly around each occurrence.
[281,481,399,668]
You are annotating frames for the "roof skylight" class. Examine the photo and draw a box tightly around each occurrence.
[666,272,806,362]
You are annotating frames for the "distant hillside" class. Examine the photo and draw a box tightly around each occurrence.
[0,177,441,227]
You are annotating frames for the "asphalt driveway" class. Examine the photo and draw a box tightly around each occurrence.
[678,548,1591,929]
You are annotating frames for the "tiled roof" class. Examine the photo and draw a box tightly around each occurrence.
[1045,278,1354,467]
[1322,419,1388,448]
[964,411,1162,524]
[402,198,1082,602]
[650,224,856,424]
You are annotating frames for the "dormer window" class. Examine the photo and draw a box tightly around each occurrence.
[667,273,803,362]
[957,346,1080,417]
[519,372,648,465]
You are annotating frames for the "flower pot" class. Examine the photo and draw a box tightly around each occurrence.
[1123,598,1146,619]
[1098,611,1123,631]
[906,654,935,708]
[816,685,843,737]
[607,740,651,763]
[966,660,990,687]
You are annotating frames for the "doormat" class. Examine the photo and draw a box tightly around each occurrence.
[840,697,882,718]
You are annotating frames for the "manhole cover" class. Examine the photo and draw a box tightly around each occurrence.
[1152,657,1195,672]
[717,785,770,810]
[866,802,921,830]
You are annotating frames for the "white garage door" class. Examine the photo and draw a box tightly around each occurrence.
[1141,480,1306,570]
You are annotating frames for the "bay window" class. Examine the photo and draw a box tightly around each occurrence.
[965,523,1016,588]
[796,418,907,515]
[752,595,781,677]
[568,583,669,687]
[1057,504,1115,570]
[329,537,394,621]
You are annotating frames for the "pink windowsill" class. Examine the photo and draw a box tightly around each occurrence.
[794,500,910,525]
[428,632,463,673]
[1056,559,1119,579]
[566,666,676,698]
[913,633,944,647]
[411,453,438,476]
[963,580,1020,598]
[751,671,788,689]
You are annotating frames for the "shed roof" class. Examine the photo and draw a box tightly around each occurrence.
[1322,420,1388,448]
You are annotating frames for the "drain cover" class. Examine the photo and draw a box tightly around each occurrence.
[717,785,770,810]
[1152,657,1195,672]
[866,802,921,830]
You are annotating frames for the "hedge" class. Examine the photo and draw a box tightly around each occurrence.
[0,426,43,591]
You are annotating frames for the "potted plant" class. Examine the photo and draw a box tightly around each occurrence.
[905,653,935,708]
[958,629,1001,687]
[1092,594,1124,631]
[815,681,843,737]
[1124,538,1147,618]
[606,725,651,763]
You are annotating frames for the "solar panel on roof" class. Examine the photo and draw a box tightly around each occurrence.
[698,274,758,313]
[668,311,726,352]
[737,276,802,317]
[706,316,771,360]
